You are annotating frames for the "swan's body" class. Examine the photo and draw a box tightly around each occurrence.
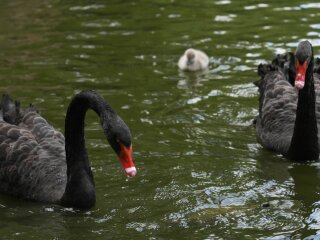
[0,90,136,208]
[255,41,320,161]
[178,48,209,71]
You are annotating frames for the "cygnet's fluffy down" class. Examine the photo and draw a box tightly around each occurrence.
[178,48,209,71]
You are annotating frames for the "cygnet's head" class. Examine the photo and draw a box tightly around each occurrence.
[186,49,196,65]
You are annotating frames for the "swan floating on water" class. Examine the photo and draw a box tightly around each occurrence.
[178,48,209,71]
[255,40,320,161]
[0,90,136,209]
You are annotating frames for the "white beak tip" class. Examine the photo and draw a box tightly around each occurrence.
[295,80,305,90]
[125,167,137,177]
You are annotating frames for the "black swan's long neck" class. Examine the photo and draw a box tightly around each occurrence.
[61,91,114,208]
[287,59,319,160]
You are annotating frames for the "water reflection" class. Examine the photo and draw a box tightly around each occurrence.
[177,70,209,90]
[289,163,320,238]
[255,150,320,238]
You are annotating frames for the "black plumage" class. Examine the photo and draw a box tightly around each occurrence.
[255,41,320,161]
[0,90,136,209]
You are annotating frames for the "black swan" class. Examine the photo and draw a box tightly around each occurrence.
[0,90,136,209]
[255,40,320,161]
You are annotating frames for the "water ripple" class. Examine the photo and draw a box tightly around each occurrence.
[214,0,231,5]
[274,6,301,11]
[69,4,105,11]
[244,3,269,10]
[300,3,320,9]
[214,14,237,22]
[225,83,258,98]
[82,20,121,28]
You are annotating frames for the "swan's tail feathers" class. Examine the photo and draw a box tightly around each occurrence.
[271,52,295,85]
[0,95,40,125]
[0,94,21,124]
[257,63,273,78]
[257,53,296,87]
[271,52,294,68]
[256,63,276,89]
[28,103,39,113]
[314,58,320,74]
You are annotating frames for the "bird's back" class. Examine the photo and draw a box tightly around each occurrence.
[255,59,298,154]
[0,96,67,203]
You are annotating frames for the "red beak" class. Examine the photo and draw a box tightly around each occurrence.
[118,144,136,177]
[295,61,307,90]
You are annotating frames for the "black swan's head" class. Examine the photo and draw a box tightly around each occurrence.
[295,40,313,90]
[105,116,136,177]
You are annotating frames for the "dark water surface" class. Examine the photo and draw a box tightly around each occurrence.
[1,0,320,239]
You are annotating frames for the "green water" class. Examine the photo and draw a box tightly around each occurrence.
[1,0,320,239]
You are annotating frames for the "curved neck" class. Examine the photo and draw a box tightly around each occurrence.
[287,59,319,160]
[61,91,114,208]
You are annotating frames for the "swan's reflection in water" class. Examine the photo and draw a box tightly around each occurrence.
[177,69,209,91]
[289,162,320,238]
[257,149,320,238]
